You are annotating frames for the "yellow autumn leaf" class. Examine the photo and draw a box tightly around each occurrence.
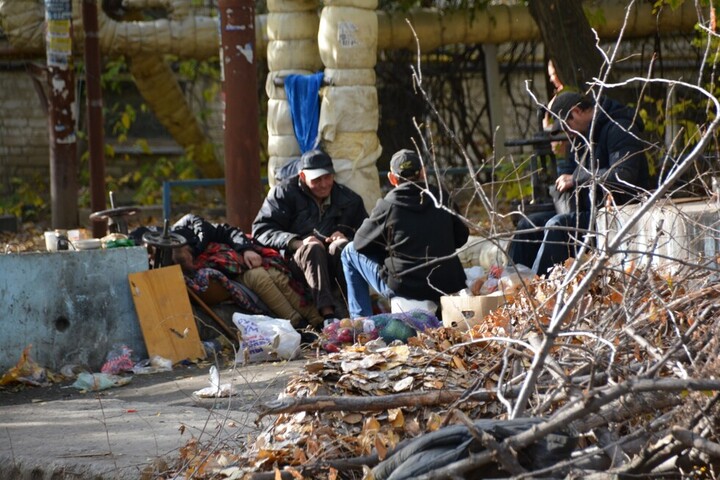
[388,408,405,428]
[363,416,381,433]
[426,412,443,431]
[375,434,388,460]
[452,355,467,371]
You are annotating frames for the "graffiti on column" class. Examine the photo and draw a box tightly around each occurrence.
[338,22,359,47]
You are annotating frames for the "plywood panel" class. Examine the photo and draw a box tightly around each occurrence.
[128,265,206,363]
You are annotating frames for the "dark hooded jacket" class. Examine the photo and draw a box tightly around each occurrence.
[571,97,650,210]
[252,175,368,251]
[172,213,255,257]
[353,183,469,301]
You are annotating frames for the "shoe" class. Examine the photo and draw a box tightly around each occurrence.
[299,330,319,345]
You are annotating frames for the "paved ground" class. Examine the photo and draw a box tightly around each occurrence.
[0,356,309,479]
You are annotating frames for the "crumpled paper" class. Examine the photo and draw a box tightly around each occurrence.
[193,366,234,398]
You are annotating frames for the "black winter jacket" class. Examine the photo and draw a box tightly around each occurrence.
[172,213,255,257]
[252,176,368,251]
[572,97,650,210]
[353,183,469,301]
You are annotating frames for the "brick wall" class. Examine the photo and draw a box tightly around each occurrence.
[0,70,50,193]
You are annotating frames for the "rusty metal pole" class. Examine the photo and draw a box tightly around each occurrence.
[45,0,79,229]
[218,0,263,231]
[82,0,107,238]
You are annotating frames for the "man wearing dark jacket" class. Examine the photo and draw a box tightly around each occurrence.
[341,149,469,318]
[252,149,368,321]
[508,90,650,275]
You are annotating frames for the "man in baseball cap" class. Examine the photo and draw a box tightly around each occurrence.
[389,148,423,180]
[509,89,650,276]
[341,148,469,318]
[300,149,335,181]
[253,148,367,323]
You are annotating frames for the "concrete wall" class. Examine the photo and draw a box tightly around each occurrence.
[0,247,149,373]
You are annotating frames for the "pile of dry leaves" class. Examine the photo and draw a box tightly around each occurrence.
[173,259,720,479]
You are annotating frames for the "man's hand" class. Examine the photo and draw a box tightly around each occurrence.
[555,174,575,192]
[325,231,347,244]
[242,249,263,268]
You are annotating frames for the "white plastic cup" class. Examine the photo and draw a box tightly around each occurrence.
[44,231,58,252]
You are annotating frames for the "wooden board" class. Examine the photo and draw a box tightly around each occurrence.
[128,265,206,363]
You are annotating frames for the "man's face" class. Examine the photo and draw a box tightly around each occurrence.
[300,172,335,201]
[563,106,593,136]
[172,245,195,274]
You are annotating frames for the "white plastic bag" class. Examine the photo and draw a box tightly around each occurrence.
[232,313,301,364]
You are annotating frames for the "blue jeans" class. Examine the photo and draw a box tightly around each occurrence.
[341,241,394,318]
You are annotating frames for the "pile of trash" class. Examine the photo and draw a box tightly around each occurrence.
[173,260,720,479]
[0,343,176,393]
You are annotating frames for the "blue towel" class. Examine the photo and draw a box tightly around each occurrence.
[284,72,324,154]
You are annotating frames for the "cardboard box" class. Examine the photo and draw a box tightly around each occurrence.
[440,292,506,331]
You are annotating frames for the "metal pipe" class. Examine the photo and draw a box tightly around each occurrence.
[218,0,262,231]
[82,0,107,238]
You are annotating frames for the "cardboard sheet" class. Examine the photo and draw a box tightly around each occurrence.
[128,265,205,363]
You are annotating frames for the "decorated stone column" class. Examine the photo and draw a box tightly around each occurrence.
[265,0,322,186]
[318,0,382,212]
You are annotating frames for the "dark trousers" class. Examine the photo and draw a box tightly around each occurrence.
[508,210,591,275]
[290,241,347,313]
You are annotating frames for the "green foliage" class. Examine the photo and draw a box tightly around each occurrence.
[106,153,201,206]
[583,5,607,29]
[0,175,48,220]
[96,56,223,209]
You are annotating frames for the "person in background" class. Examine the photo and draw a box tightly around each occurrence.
[508,90,650,275]
[252,149,368,322]
[341,149,469,319]
[171,214,322,329]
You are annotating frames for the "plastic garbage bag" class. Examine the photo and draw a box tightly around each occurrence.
[232,313,301,364]
[322,310,441,351]
[0,345,56,387]
[71,372,132,392]
[131,355,173,375]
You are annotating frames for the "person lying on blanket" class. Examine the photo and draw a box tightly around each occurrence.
[171,214,323,329]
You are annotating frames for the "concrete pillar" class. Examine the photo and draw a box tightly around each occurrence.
[318,0,382,213]
[265,0,322,186]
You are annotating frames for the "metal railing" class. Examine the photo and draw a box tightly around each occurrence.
[162,167,473,220]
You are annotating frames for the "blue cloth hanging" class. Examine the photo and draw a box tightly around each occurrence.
[284,72,324,154]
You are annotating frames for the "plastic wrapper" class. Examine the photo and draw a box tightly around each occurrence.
[470,264,535,296]
[101,344,135,375]
[322,310,441,352]
[0,345,56,386]
[72,372,132,392]
[132,355,173,375]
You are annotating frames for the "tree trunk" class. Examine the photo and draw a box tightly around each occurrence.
[527,0,607,92]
